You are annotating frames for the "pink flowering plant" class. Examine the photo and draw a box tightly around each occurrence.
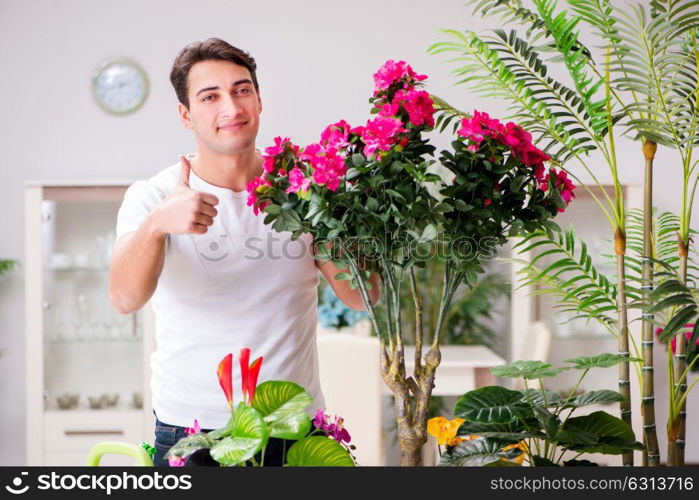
[246,60,571,466]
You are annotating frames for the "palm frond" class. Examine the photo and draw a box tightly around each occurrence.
[566,0,620,43]
[466,0,593,55]
[650,0,699,40]
[428,29,594,163]
[649,277,699,342]
[532,0,610,138]
[511,227,618,334]
[610,4,699,146]
[484,29,610,152]
[430,94,469,135]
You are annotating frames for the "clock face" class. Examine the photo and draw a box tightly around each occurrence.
[92,59,149,115]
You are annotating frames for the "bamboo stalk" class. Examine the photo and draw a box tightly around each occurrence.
[615,228,634,467]
[669,238,689,466]
[641,140,660,466]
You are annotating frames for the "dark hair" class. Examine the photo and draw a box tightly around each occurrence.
[170,38,259,108]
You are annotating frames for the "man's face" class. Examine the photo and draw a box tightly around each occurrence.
[179,59,262,155]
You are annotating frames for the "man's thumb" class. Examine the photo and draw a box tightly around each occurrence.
[178,155,191,187]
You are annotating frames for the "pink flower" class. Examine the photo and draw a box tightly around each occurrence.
[378,102,401,118]
[313,408,329,429]
[501,122,532,151]
[518,143,550,167]
[300,143,347,192]
[185,419,201,436]
[320,120,352,149]
[246,176,273,215]
[541,168,576,211]
[457,111,504,144]
[393,88,435,127]
[350,125,365,137]
[264,136,299,157]
[372,59,427,95]
[533,163,546,186]
[313,409,352,444]
[286,166,312,194]
[262,155,277,174]
[168,455,185,467]
[360,116,407,157]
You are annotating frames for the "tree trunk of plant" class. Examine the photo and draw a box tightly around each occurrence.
[669,240,689,466]
[615,229,634,467]
[386,345,441,466]
[641,140,660,466]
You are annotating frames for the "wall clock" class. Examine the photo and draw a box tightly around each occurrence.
[92,58,149,115]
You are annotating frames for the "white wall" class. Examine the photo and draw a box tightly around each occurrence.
[0,0,695,465]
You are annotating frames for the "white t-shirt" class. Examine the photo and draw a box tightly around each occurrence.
[115,153,325,429]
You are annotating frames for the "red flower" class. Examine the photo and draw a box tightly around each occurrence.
[217,353,233,411]
[239,348,264,405]
[484,198,492,206]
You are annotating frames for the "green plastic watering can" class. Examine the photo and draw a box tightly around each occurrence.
[85,441,154,466]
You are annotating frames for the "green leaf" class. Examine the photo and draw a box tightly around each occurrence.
[454,386,532,424]
[532,406,560,438]
[209,404,269,465]
[438,437,523,467]
[564,458,599,466]
[165,432,217,461]
[560,411,646,455]
[351,153,366,167]
[263,204,281,215]
[532,455,558,466]
[564,353,642,369]
[285,436,355,466]
[519,388,563,407]
[252,381,314,440]
[420,224,438,242]
[562,390,626,408]
[491,360,567,379]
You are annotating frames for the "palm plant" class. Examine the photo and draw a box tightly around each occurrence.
[512,210,698,465]
[428,0,699,466]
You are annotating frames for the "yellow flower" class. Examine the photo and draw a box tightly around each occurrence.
[427,416,466,446]
[446,434,480,447]
[501,440,528,464]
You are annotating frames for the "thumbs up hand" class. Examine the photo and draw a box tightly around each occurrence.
[149,155,220,235]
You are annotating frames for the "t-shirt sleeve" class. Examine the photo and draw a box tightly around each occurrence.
[115,180,167,240]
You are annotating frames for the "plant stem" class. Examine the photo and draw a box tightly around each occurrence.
[410,267,424,377]
[641,140,660,466]
[669,244,689,466]
[615,229,634,466]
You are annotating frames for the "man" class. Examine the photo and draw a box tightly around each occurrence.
[109,38,381,467]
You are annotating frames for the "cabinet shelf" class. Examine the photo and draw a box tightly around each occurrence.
[26,181,155,466]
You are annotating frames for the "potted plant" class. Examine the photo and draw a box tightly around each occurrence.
[245,60,572,465]
[435,354,645,466]
[164,348,356,466]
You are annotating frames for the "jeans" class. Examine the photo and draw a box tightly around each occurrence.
[152,412,290,467]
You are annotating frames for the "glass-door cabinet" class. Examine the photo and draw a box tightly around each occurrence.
[25,181,155,465]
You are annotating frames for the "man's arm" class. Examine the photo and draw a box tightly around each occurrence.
[313,242,381,311]
[109,218,168,314]
[109,156,219,314]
